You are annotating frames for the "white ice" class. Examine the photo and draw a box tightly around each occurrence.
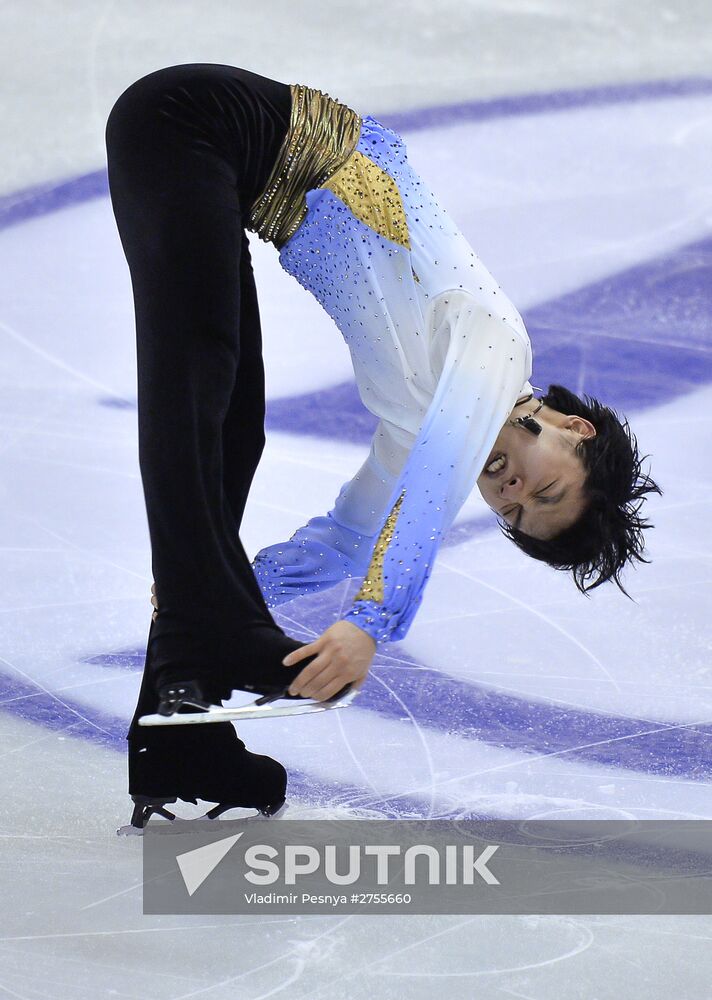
[1,4,712,998]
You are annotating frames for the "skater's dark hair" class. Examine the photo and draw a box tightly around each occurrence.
[499,384,662,597]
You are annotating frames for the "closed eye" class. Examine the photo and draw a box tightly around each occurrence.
[501,481,559,528]
[534,481,558,503]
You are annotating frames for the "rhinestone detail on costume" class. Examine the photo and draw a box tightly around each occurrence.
[248,83,362,249]
[322,150,410,249]
[353,489,406,604]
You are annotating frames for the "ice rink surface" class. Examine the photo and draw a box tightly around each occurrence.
[1,2,712,997]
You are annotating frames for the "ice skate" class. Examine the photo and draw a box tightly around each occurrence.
[137,676,359,726]
[117,700,290,836]
[137,613,361,727]
[116,793,287,836]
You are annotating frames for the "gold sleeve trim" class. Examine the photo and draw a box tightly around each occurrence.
[247,83,362,250]
[322,150,411,249]
[353,490,406,604]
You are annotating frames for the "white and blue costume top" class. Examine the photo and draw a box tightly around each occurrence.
[249,85,533,644]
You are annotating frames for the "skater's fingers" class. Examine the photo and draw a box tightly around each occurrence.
[307,676,353,702]
[282,639,322,667]
[286,656,333,697]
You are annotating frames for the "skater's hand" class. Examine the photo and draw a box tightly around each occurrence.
[282,620,376,701]
[150,581,158,622]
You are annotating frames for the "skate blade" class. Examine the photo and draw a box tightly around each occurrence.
[118,801,289,835]
[138,688,359,726]
[116,823,145,837]
[203,801,289,822]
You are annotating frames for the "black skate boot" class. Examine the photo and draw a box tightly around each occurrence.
[148,622,319,704]
[117,722,288,835]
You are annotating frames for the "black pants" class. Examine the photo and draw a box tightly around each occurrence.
[105,64,313,757]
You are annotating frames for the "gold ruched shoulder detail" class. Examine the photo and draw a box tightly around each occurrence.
[353,489,406,605]
[322,150,411,249]
[248,83,362,250]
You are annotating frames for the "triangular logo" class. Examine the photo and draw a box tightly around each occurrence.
[176,832,244,896]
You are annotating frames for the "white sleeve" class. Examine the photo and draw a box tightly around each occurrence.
[341,288,533,643]
[331,418,412,536]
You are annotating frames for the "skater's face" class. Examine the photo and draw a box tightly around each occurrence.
[476,405,597,540]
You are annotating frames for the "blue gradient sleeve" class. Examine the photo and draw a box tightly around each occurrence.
[252,511,374,607]
[342,290,532,644]
[251,445,399,606]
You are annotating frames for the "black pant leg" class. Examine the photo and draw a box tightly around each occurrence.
[106,85,260,633]
[219,229,276,620]
[105,66,310,754]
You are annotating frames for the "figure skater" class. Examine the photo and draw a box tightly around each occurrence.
[105,63,660,831]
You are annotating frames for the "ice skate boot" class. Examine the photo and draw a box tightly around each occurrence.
[117,721,288,836]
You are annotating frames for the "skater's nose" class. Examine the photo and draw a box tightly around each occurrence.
[499,475,523,499]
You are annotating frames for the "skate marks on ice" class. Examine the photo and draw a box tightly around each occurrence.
[78,614,712,780]
[0,75,710,840]
[1,73,712,999]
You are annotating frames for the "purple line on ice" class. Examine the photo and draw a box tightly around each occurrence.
[79,639,712,782]
[0,668,485,818]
